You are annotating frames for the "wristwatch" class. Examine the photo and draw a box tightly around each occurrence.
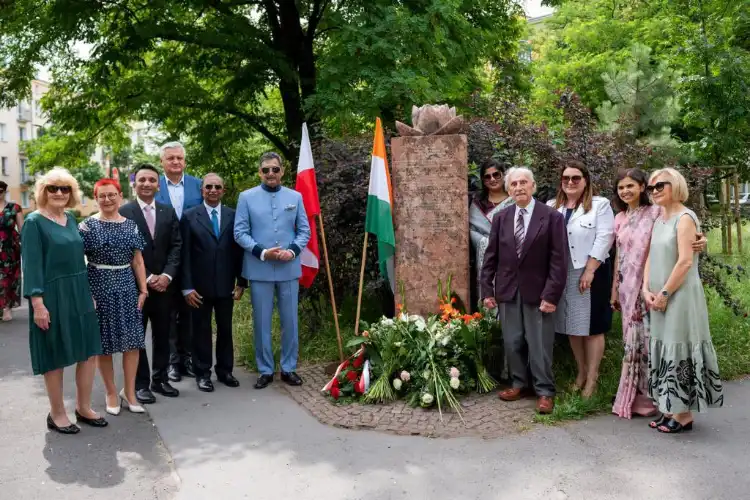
[660,290,670,298]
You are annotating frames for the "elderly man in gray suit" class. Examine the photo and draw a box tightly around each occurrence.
[481,167,568,415]
[234,152,311,389]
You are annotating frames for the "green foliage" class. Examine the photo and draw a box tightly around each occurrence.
[596,43,680,140]
[0,0,526,166]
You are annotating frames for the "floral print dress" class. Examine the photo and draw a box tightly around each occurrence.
[0,202,22,310]
[612,205,660,418]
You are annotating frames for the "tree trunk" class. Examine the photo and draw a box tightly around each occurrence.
[725,178,733,255]
[734,172,742,253]
[720,177,728,254]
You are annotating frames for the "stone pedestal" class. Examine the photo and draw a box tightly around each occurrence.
[391,135,469,316]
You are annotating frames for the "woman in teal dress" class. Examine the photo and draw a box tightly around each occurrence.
[642,168,723,434]
[22,167,107,434]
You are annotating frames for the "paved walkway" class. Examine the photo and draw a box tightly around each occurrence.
[3,307,750,500]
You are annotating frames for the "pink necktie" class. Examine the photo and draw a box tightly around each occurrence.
[144,205,156,238]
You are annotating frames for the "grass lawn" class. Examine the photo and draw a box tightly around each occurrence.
[231,225,750,424]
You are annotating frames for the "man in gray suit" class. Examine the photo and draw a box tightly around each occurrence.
[481,167,567,415]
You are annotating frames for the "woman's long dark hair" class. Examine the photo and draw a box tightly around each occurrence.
[613,168,651,213]
[554,159,593,213]
[476,158,507,203]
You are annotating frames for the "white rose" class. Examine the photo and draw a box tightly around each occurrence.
[382,318,394,327]
[421,393,434,405]
[399,313,409,322]
[449,377,460,390]
[422,370,431,380]
[415,318,427,331]
[393,379,402,391]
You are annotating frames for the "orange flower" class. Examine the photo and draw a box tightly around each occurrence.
[396,303,404,314]
[461,314,473,324]
[473,312,483,319]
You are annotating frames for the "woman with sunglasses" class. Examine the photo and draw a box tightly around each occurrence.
[0,180,24,321]
[610,168,706,419]
[79,179,148,416]
[21,167,106,434]
[642,168,723,434]
[470,159,514,302]
[548,159,615,398]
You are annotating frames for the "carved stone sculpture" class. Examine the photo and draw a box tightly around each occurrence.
[396,104,465,136]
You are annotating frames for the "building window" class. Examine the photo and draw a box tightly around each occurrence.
[81,195,87,206]
[34,100,41,116]
[21,191,29,208]
[1,157,7,176]
[0,123,6,141]
[20,159,28,182]
[19,127,27,141]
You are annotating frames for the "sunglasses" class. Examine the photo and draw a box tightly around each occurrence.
[646,181,671,193]
[483,172,502,181]
[261,167,281,174]
[562,175,583,184]
[204,184,224,191]
[46,185,72,194]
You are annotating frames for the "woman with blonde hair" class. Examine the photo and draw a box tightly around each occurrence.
[22,167,106,434]
[643,168,723,433]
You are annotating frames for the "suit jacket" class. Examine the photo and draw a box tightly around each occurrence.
[180,204,247,298]
[234,184,311,282]
[480,200,568,306]
[120,200,182,280]
[155,174,203,216]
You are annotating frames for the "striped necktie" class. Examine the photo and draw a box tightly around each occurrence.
[515,208,527,258]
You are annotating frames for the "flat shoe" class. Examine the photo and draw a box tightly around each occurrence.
[74,410,108,428]
[657,418,693,434]
[47,414,80,435]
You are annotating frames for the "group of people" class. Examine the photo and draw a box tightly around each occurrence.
[20,143,310,434]
[474,159,723,433]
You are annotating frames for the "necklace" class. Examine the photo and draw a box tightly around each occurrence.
[41,209,67,226]
[98,213,123,222]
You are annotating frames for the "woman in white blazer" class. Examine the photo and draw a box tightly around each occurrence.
[548,159,615,398]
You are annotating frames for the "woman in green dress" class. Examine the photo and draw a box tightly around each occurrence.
[22,167,107,434]
[642,167,723,434]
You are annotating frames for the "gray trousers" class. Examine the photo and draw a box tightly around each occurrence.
[498,292,556,397]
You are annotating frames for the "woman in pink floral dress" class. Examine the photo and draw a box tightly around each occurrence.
[610,168,705,419]
[0,181,24,321]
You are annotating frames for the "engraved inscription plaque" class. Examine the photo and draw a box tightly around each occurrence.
[391,135,469,316]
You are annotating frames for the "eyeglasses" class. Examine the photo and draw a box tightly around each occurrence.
[483,172,502,181]
[261,167,281,174]
[204,184,224,191]
[646,181,671,193]
[97,193,120,201]
[562,175,583,184]
[46,185,72,194]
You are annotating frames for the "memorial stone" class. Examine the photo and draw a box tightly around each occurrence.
[391,105,469,315]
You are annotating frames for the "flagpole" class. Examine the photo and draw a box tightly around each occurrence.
[317,212,344,362]
[354,232,369,336]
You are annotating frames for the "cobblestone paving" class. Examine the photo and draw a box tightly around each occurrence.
[275,364,538,438]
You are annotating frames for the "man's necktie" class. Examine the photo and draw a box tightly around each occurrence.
[211,209,220,238]
[144,205,156,238]
[515,208,527,258]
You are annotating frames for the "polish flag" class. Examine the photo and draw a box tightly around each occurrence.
[295,123,320,288]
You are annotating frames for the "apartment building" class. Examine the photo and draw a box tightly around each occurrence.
[0,79,106,216]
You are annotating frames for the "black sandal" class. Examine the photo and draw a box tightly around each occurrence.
[657,418,693,434]
[649,415,668,429]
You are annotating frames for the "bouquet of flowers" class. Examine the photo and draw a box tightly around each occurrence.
[322,347,370,401]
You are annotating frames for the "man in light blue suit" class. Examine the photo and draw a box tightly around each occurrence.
[155,141,203,382]
[234,152,311,389]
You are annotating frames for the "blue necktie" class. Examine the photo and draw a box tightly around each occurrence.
[211,209,219,238]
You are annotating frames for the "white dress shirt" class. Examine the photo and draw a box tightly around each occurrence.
[514,197,535,240]
[136,196,172,283]
[205,201,221,227]
[166,174,185,219]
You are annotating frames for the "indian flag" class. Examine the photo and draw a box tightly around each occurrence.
[365,118,396,293]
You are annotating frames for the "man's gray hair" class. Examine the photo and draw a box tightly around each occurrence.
[160,141,186,159]
[201,172,224,187]
[259,151,283,168]
[504,166,537,193]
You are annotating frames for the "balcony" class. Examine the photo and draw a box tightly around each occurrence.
[17,108,32,122]
[18,142,27,157]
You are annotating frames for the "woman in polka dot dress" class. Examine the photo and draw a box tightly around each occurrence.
[79,179,149,416]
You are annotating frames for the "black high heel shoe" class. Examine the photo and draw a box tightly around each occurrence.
[46,414,80,435]
[649,415,668,429]
[657,418,693,434]
[74,410,108,428]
